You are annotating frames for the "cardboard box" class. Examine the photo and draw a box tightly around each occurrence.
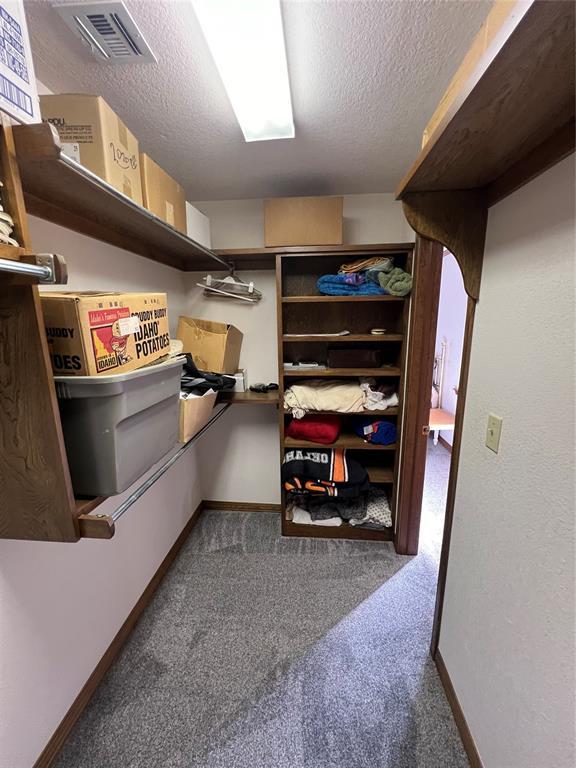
[140,153,186,232]
[186,202,211,248]
[264,196,343,247]
[42,292,170,376]
[40,94,143,205]
[177,316,243,374]
[179,390,217,443]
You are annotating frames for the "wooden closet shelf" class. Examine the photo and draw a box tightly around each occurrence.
[366,466,395,484]
[395,1,575,202]
[283,435,397,451]
[11,123,254,272]
[281,295,406,303]
[217,391,279,405]
[282,518,394,542]
[284,407,399,417]
[283,367,401,378]
[282,334,403,343]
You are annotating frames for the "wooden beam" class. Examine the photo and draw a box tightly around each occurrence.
[401,191,487,300]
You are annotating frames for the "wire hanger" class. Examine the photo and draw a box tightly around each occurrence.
[196,263,262,303]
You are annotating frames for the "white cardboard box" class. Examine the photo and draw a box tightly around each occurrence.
[186,202,211,248]
[0,1,40,124]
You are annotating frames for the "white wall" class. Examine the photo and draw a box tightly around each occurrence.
[194,193,414,249]
[0,218,206,768]
[439,157,575,768]
[433,251,467,445]
[187,193,413,502]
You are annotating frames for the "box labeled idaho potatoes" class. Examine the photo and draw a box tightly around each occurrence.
[40,94,143,204]
[177,316,243,374]
[141,153,186,231]
[42,292,170,376]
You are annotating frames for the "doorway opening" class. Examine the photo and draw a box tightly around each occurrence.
[420,250,467,560]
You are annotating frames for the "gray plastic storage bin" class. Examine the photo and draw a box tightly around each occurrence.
[55,358,184,496]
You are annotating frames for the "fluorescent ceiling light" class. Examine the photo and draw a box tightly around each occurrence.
[191,0,294,142]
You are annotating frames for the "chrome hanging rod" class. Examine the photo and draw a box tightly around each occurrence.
[0,254,68,284]
[110,402,231,524]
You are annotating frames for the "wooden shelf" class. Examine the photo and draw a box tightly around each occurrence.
[284,407,399,417]
[395,1,575,204]
[283,333,403,343]
[283,435,396,451]
[217,243,415,256]
[217,391,279,405]
[283,366,401,377]
[12,123,235,272]
[281,295,405,304]
[366,466,395,484]
[282,518,393,542]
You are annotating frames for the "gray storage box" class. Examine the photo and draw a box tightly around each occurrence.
[55,358,184,496]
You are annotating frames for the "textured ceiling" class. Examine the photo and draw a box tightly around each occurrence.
[25,0,492,200]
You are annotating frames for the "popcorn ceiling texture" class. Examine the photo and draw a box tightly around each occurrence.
[26,0,491,199]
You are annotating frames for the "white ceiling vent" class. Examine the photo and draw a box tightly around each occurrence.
[55,2,157,64]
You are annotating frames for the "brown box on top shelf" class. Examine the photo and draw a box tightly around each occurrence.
[264,196,343,247]
[176,316,243,374]
[39,94,143,205]
[140,153,187,232]
[41,292,170,376]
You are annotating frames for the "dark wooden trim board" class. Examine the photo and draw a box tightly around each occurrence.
[431,298,476,655]
[202,500,282,512]
[33,501,205,768]
[435,651,484,768]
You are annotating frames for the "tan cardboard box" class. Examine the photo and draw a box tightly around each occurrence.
[177,316,243,374]
[42,292,170,376]
[264,196,343,246]
[140,153,186,232]
[40,94,143,205]
[179,391,218,443]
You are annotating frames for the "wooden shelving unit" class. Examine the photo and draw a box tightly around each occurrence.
[277,246,413,542]
[11,123,240,273]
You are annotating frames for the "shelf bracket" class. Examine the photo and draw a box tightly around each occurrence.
[401,190,487,300]
[0,252,68,284]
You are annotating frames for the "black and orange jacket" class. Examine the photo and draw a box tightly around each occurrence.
[282,448,369,498]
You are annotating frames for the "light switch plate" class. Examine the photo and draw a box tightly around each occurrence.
[486,413,503,453]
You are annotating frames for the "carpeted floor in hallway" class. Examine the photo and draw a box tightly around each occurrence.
[56,440,463,768]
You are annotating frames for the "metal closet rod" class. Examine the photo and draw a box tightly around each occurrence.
[0,256,52,280]
[110,402,231,524]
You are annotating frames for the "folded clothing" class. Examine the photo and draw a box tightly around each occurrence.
[282,447,369,498]
[378,267,413,297]
[285,414,342,445]
[284,379,365,419]
[307,494,367,521]
[360,379,399,411]
[350,488,392,528]
[353,417,397,445]
[290,504,342,527]
[317,274,385,296]
[339,256,393,274]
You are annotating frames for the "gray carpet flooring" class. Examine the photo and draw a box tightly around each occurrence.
[56,441,466,768]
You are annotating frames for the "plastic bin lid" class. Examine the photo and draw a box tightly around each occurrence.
[54,356,185,385]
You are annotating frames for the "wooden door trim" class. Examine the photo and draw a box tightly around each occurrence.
[430,298,476,655]
[394,237,443,555]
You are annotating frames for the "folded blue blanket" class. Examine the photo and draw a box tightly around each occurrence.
[353,417,397,445]
[317,274,386,296]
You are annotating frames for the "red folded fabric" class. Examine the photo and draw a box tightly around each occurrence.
[285,414,342,444]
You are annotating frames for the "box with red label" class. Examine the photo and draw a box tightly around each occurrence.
[41,292,170,376]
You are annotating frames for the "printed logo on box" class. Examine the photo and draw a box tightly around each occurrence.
[89,307,132,372]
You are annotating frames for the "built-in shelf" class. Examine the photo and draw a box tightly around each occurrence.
[282,334,403,343]
[366,466,395,483]
[281,295,405,304]
[283,435,396,451]
[282,518,394,542]
[284,407,399,417]
[11,123,262,272]
[395,1,575,204]
[217,391,279,405]
[283,367,401,378]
